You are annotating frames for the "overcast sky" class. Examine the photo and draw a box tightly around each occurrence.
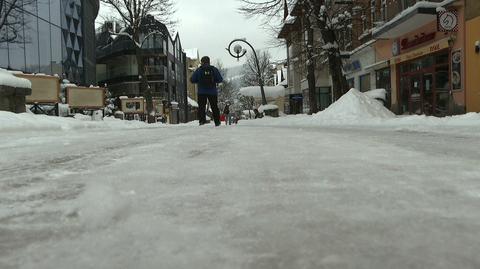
[98,0,286,68]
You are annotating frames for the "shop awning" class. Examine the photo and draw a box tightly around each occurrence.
[372,0,455,39]
[364,60,389,71]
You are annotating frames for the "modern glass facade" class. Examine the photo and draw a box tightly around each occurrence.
[0,0,99,85]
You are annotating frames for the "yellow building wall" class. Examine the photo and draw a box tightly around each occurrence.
[466,16,480,112]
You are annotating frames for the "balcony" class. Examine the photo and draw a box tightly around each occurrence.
[97,38,166,62]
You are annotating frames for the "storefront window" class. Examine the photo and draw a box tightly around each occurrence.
[398,51,450,116]
[347,78,354,89]
[316,87,331,111]
[376,68,391,108]
[359,74,370,92]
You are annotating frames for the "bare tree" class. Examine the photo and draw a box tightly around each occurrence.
[216,61,239,106]
[238,95,257,119]
[100,0,176,123]
[241,50,274,87]
[239,0,369,110]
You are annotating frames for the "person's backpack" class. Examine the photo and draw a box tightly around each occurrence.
[198,66,216,89]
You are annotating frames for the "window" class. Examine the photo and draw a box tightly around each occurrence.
[359,74,371,92]
[381,0,387,21]
[376,68,391,107]
[370,0,376,25]
[347,78,354,89]
[24,8,40,73]
[38,19,52,74]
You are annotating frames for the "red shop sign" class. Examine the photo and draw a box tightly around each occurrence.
[401,32,436,51]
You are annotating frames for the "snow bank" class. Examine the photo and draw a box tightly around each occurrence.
[0,111,162,133]
[188,97,198,108]
[0,68,32,88]
[240,88,480,135]
[364,88,387,101]
[258,104,278,112]
[314,88,395,123]
[239,85,285,99]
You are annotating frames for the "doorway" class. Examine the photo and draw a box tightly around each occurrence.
[398,50,450,116]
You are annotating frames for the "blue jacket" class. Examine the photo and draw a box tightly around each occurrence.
[190,65,223,95]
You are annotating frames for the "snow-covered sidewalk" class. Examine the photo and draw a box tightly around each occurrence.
[1,123,480,269]
[1,88,480,268]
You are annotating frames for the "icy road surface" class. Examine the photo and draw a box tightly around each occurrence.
[1,124,479,269]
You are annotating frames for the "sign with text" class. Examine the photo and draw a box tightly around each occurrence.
[121,98,145,114]
[67,87,105,109]
[391,38,450,65]
[15,74,60,104]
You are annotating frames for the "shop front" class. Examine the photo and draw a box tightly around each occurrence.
[395,39,453,116]
[373,0,466,116]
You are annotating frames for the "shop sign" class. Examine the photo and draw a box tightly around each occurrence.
[391,38,450,65]
[452,49,462,90]
[400,32,436,51]
[438,10,459,32]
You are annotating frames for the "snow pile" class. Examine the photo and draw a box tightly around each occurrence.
[258,104,278,112]
[0,68,32,89]
[188,97,198,108]
[314,88,395,123]
[364,88,387,101]
[0,111,162,132]
[239,85,285,99]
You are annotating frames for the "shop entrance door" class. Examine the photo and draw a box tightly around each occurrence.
[399,50,450,116]
[409,74,422,114]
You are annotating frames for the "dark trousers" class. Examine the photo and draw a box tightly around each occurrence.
[198,94,220,125]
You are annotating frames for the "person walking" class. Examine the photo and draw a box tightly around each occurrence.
[223,102,231,125]
[190,56,223,126]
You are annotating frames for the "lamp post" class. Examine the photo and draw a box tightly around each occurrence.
[226,39,267,105]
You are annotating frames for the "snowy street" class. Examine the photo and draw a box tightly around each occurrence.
[1,123,480,269]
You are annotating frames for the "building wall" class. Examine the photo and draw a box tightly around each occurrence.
[466,16,480,112]
[0,0,99,86]
[465,0,480,20]
[83,0,100,85]
[186,57,200,101]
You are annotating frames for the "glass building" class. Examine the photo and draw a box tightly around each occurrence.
[96,15,187,121]
[0,0,99,85]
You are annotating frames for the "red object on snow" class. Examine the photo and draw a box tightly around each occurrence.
[220,114,226,122]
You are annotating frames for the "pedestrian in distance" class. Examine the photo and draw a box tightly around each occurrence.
[190,56,223,126]
[223,102,231,125]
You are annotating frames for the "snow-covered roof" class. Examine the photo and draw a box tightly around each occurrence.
[344,39,376,56]
[0,69,32,89]
[188,97,198,108]
[372,0,455,38]
[239,85,285,99]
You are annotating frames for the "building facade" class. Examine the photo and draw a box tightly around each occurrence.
[0,0,99,85]
[96,15,188,122]
[279,0,480,116]
[185,48,200,102]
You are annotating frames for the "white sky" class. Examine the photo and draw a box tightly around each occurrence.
[98,0,286,68]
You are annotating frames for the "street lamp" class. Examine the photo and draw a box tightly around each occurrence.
[226,39,267,105]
